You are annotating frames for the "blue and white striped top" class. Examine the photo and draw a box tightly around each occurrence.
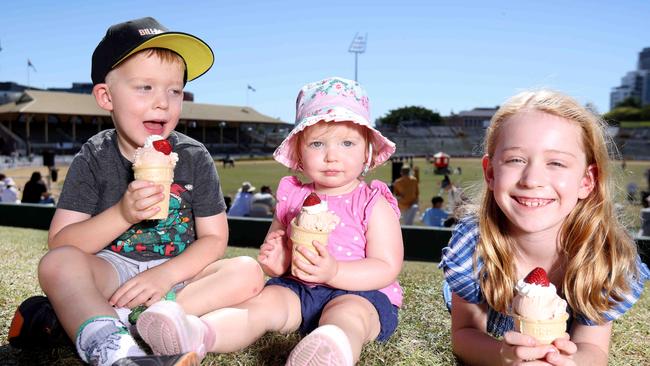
[439,217,650,337]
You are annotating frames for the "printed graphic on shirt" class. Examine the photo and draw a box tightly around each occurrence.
[109,182,196,261]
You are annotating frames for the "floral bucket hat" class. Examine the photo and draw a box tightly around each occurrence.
[273,76,396,170]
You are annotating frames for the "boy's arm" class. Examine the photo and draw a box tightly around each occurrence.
[324,196,403,291]
[48,180,162,253]
[48,207,130,252]
[150,212,228,283]
[110,212,227,308]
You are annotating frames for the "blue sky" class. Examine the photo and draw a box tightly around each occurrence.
[1,0,649,123]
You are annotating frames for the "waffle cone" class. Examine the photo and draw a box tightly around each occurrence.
[290,218,331,276]
[133,165,174,220]
[513,313,569,344]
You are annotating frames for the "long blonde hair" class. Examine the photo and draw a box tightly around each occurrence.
[477,89,638,323]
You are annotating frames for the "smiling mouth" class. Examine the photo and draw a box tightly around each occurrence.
[513,197,555,207]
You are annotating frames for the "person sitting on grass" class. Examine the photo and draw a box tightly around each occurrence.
[21,171,47,204]
[420,196,448,227]
[227,181,255,217]
[132,76,404,366]
[8,17,264,366]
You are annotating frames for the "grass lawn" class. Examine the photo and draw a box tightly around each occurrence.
[1,227,649,365]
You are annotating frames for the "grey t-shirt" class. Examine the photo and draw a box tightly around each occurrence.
[58,129,225,261]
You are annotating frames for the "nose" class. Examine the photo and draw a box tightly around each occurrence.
[153,90,169,110]
[518,161,546,188]
[324,145,339,162]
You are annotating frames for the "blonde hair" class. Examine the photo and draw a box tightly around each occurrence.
[106,48,186,84]
[477,89,638,323]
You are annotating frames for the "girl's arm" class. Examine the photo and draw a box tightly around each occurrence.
[258,217,290,277]
[451,293,503,365]
[452,293,561,365]
[325,196,403,291]
[548,322,611,365]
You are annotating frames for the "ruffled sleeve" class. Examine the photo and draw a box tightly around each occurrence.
[575,257,650,325]
[275,176,306,227]
[438,217,483,304]
[361,180,400,230]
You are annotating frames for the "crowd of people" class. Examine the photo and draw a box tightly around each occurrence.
[226,182,277,218]
[3,16,649,366]
[0,171,56,205]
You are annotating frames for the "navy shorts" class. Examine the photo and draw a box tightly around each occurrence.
[266,277,399,342]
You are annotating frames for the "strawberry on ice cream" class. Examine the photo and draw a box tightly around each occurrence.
[133,135,178,168]
[512,267,569,344]
[294,193,340,232]
[132,135,178,219]
[290,193,340,275]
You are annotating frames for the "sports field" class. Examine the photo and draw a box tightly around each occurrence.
[4,157,650,230]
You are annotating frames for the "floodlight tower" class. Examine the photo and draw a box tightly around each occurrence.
[348,33,367,82]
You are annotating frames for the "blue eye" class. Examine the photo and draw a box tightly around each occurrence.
[342,140,354,147]
[309,141,323,148]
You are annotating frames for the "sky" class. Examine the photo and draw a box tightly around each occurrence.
[1,0,650,124]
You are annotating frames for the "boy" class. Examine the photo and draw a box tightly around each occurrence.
[420,196,448,227]
[8,17,263,366]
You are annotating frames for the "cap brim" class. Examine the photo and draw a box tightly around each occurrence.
[116,32,214,82]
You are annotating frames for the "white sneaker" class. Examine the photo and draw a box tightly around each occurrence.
[136,301,210,360]
[286,325,354,366]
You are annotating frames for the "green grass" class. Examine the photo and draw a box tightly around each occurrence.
[1,226,649,365]
[619,121,650,127]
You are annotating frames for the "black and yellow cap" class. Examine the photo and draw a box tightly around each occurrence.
[91,17,213,85]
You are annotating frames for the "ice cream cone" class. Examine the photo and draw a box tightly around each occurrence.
[512,313,569,344]
[290,218,330,276]
[133,165,174,220]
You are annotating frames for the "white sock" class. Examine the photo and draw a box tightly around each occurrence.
[113,307,137,335]
[75,316,145,366]
[114,307,130,325]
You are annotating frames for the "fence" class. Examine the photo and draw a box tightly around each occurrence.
[1,203,648,264]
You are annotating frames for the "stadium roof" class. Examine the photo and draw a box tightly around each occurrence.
[456,107,498,118]
[0,90,287,125]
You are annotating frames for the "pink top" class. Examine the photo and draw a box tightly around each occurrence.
[276,176,403,307]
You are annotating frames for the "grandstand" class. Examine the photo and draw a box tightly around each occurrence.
[0,89,291,157]
[616,126,650,160]
[377,124,485,157]
[2,90,649,161]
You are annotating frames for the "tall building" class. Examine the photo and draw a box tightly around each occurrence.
[638,47,650,71]
[610,48,650,109]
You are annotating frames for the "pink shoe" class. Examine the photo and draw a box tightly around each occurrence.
[136,301,212,361]
[286,325,354,366]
